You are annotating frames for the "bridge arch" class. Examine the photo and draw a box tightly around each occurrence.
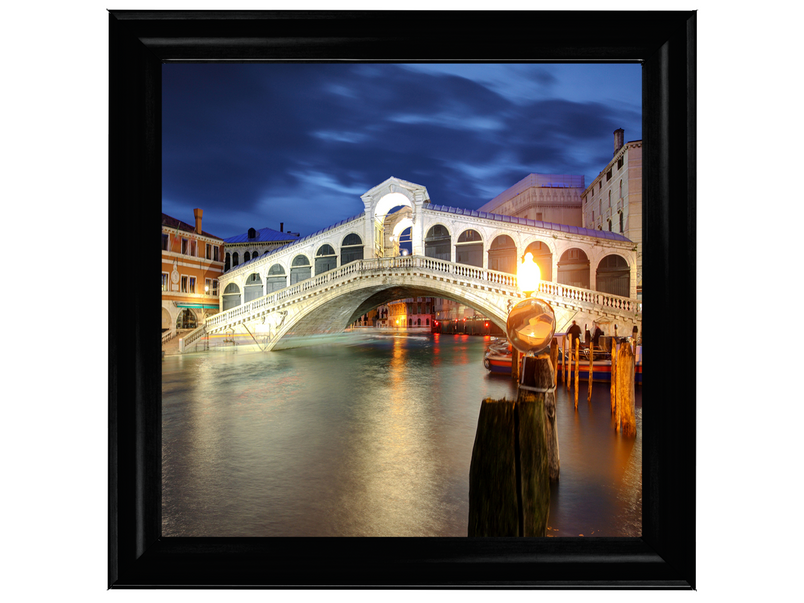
[244,272,263,302]
[558,248,590,289]
[488,234,517,274]
[266,263,287,293]
[290,254,311,285]
[340,232,364,264]
[315,243,338,275]
[596,253,631,297]
[424,224,451,260]
[222,282,241,310]
[523,239,554,282]
[455,228,484,267]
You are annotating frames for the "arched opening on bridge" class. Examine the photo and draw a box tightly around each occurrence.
[176,308,197,330]
[266,264,286,293]
[596,254,630,297]
[524,240,553,282]
[424,224,451,260]
[315,244,338,275]
[455,229,483,267]
[488,234,517,274]
[340,233,364,265]
[161,307,171,331]
[290,254,311,285]
[244,273,263,302]
[557,248,590,288]
[225,252,231,271]
[397,226,412,255]
[222,283,241,310]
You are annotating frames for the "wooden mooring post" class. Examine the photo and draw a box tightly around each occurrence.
[615,343,637,437]
[574,338,580,408]
[588,342,594,402]
[468,354,555,536]
[550,339,559,387]
[610,340,618,414]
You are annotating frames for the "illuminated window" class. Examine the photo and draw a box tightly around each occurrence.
[188,277,196,293]
[161,273,168,291]
[212,280,219,296]
[181,275,188,292]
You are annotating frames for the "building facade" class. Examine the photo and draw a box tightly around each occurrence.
[162,209,225,337]
[582,129,643,298]
[223,224,300,271]
[476,173,585,227]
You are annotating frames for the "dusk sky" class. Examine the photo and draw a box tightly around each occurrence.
[162,63,641,240]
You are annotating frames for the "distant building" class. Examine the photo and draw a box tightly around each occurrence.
[162,209,225,337]
[582,129,643,297]
[388,298,435,330]
[223,223,300,271]
[477,173,586,227]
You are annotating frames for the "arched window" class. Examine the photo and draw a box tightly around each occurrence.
[488,235,517,274]
[225,252,231,271]
[315,244,337,275]
[244,251,251,262]
[222,283,241,310]
[619,180,623,198]
[424,225,451,260]
[341,233,364,265]
[290,255,311,285]
[557,248,590,289]
[248,227,257,239]
[244,273,263,302]
[232,252,239,267]
[455,229,483,267]
[596,255,630,297]
[608,219,612,231]
[619,211,624,233]
[266,264,287,293]
[524,240,552,282]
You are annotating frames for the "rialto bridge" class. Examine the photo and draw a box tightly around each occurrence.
[177,177,641,353]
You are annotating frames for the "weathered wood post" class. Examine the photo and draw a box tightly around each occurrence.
[522,354,560,483]
[550,339,559,387]
[562,336,568,386]
[616,343,637,437]
[511,350,520,381]
[468,355,552,536]
[610,340,618,414]
[574,338,580,408]
[588,342,594,401]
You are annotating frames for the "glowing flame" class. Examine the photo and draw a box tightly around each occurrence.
[518,252,541,295]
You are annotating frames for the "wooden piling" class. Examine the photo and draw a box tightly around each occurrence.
[616,344,637,437]
[574,338,580,408]
[588,342,594,401]
[562,336,568,386]
[550,339,559,387]
[610,340,617,414]
[468,356,553,536]
[511,350,520,381]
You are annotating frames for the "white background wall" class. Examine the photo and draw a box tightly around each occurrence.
[4,1,801,602]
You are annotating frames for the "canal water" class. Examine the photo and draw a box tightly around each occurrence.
[162,333,641,537]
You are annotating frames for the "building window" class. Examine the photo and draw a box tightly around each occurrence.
[619,211,624,233]
[212,280,219,296]
[536,212,543,221]
[607,219,612,231]
[620,180,623,198]
[190,240,197,256]
[161,273,168,291]
[181,275,188,292]
[608,191,612,207]
[206,243,211,260]
[214,246,220,262]
[592,210,595,221]
[181,238,189,254]
[606,169,612,181]
[205,278,212,295]
[162,234,169,251]
[617,156,624,170]
[189,276,196,293]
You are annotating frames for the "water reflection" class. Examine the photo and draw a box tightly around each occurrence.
[162,333,640,537]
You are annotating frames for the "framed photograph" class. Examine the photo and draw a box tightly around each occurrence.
[110,10,695,588]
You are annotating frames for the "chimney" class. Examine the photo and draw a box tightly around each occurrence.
[613,128,624,156]
[280,222,284,232]
[193,208,203,234]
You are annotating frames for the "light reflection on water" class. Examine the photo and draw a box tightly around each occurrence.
[162,333,641,537]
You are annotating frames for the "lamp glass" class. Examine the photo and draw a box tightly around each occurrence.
[506,297,556,356]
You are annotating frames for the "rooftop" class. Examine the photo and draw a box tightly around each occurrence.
[225,227,301,244]
[161,213,222,240]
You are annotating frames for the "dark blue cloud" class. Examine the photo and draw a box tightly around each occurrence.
[162,63,641,239]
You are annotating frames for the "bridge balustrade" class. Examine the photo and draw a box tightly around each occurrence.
[179,255,640,350]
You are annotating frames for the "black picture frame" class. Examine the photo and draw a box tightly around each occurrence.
[110,10,695,589]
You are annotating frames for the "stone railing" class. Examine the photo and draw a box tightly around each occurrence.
[162,330,176,345]
[179,256,641,350]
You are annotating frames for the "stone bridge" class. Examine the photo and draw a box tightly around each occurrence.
[176,177,642,352]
